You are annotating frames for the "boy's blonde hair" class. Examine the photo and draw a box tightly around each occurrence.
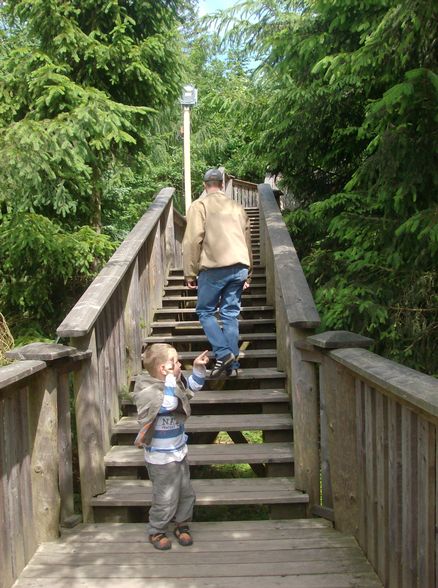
[141,343,175,375]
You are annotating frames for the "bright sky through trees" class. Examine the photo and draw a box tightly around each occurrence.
[198,0,238,16]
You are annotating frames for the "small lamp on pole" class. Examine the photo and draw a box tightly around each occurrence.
[180,84,198,215]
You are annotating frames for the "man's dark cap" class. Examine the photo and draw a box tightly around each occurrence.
[204,168,223,182]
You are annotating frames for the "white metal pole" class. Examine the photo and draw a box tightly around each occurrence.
[183,106,192,215]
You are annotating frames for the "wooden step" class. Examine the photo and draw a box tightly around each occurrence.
[131,367,285,388]
[105,442,294,467]
[166,275,267,285]
[113,413,293,436]
[161,294,267,305]
[151,319,276,333]
[176,349,277,364]
[125,387,288,406]
[153,306,274,321]
[144,332,277,345]
[163,284,268,294]
[170,266,263,275]
[91,477,306,508]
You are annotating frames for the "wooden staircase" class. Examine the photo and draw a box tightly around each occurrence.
[4,184,388,588]
[91,207,309,522]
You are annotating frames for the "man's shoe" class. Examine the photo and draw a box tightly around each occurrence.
[210,353,235,379]
[226,368,239,378]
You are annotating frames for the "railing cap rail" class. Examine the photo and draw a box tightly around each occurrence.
[258,183,320,328]
[56,187,175,338]
[0,360,46,390]
[329,346,438,419]
[308,330,374,349]
[6,342,78,362]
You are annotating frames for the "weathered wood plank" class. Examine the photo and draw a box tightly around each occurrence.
[30,546,367,566]
[20,559,376,579]
[18,386,37,562]
[72,331,105,522]
[104,442,294,467]
[290,328,320,511]
[122,259,142,382]
[28,369,60,543]
[0,361,46,390]
[114,413,293,434]
[0,396,14,588]
[4,393,26,582]
[132,368,285,385]
[375,392,388,584]
[57,372,75,525]
[364,384,376,568]
[387,399,402,588]
[417,419,435,587]
[401,406,417,588]
[60,519,332,534]
[13,574,382,588]
[355,380,366,552]
[323,359,359,535]
[91,477,307,507]
[320,367,332,511]
[328,347,438,420]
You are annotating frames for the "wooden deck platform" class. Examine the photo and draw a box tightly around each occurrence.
[12,520,383,588]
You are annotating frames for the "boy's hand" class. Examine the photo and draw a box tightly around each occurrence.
[193,350,209,369]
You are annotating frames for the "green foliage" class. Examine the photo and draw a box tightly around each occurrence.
[0,0,185,227]
[0,1,190,342]
[0,212,116,331]
[220,0,438,374]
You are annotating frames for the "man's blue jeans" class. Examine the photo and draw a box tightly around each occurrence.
[196,264,249,369]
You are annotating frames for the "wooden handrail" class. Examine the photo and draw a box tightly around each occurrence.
[57,188,174,337]
[258,183,320,328]
[256,183,321,514]
[329,347,438,420]
[0,359,46,388]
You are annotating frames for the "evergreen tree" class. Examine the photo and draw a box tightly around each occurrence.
[0,0,191,336]
[219,0,438,373]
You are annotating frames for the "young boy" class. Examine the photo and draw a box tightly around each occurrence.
[133,343,209,551]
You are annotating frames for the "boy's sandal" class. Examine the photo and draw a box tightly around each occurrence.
[174,525,193,546]
[149,532,171,550]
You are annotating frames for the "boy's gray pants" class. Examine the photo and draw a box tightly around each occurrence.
[146,457,195,536]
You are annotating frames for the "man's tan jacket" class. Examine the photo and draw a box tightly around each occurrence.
[182,190,253,281]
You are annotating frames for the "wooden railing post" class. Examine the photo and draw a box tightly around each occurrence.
[306,331,373,532]
[29,366,60,542]
[57,370,75,526]
[71,332,105,522]
[122,259,142,382]
[289,328,320,510]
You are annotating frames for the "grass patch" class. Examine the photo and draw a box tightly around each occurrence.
[192,429,269,521]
